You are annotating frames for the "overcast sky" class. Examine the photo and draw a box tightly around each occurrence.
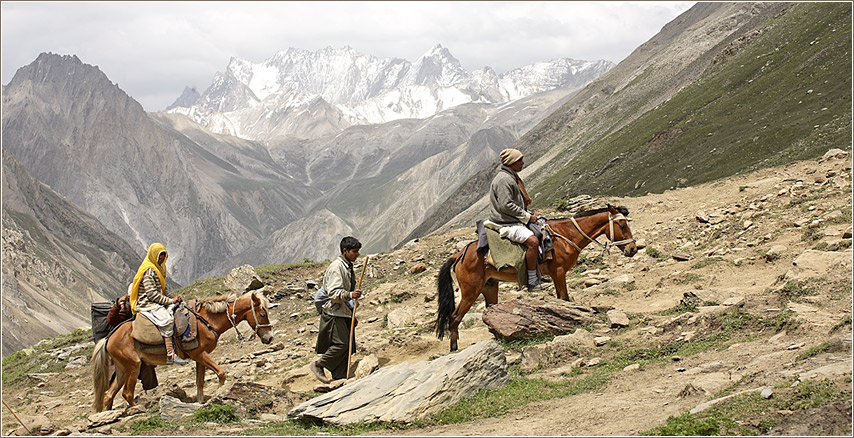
[2,1,695,112]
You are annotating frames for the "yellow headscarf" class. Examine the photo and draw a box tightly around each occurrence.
[129,243,168,314]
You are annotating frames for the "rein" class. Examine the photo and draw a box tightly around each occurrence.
[187,306,220,339]
[547,212,634,255]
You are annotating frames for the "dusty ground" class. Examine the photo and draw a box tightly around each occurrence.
[2,150,852,436]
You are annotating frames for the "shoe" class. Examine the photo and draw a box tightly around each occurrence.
[526,283,549,292]
[167,354,188,366]
[310,361,331,384]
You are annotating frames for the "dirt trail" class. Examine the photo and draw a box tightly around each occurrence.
[2,151,851,436]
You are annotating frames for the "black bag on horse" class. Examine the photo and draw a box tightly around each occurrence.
[90,302,113,343]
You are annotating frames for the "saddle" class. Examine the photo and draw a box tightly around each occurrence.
[132,302,200,355]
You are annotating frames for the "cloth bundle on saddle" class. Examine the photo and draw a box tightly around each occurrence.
[131,302,200,355]
[475,219,554,288]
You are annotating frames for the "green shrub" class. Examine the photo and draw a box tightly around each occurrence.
[129,416,169,434]
[191,403,240,424]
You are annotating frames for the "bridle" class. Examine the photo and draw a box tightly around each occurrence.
[546,212,635,255]
[227,293,272,343]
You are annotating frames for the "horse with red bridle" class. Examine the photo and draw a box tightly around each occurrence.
[92,291,273,411]
[435,204,637,351]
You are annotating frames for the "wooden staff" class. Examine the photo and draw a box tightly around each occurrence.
[346,255,369,379]
[3,399,31,435]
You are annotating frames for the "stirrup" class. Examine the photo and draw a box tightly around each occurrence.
[167,353,188,366]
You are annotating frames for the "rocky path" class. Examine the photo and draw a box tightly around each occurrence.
[2,150,851,436]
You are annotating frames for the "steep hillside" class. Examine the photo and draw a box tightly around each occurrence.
[1,148,141,355]
[428,2,851,235]
[534,1,851,204]
[1,151,850,436]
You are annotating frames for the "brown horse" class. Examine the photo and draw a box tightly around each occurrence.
[435,205,637,351]
[92,291,273,411]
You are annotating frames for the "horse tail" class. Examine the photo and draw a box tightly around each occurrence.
[91,337,111,412]
[435,254,459,340]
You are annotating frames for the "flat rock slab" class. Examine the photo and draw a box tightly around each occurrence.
[288,340,510,425]
[482,298,596,341]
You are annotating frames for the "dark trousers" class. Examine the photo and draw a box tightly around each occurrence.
[315,313,355,380]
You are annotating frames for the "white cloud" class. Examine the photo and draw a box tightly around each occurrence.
[1,1,695,111]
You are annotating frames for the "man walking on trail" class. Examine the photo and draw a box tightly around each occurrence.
[311,236,363,383]
[488,148,544,291]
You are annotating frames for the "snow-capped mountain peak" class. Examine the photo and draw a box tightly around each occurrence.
[168,45,613,140]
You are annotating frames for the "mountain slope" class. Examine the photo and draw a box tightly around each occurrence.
[1,148,141,355]
[533,1,852,204]
[1,53,320,284]
[433,2,851,234]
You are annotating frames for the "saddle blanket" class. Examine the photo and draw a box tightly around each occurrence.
[132,305,199,352]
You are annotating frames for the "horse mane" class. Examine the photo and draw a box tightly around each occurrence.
[197,290,269,314]
[198,294,237,313]
[551,205,630,221]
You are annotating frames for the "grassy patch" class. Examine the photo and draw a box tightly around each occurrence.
[693,256,724,269]
[774,280,816,302]
[796,341,831,361]
[128,416,174,435]
[190,403,240,424]
[432,372,610,425]
[1,327,93,388]
[644,246,668,261]
[801,227,825,242]
[495,334,555,352]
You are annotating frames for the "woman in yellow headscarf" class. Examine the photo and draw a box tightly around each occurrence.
[130,243,186,365]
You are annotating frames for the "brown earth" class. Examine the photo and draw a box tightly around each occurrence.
[2,151,852,436]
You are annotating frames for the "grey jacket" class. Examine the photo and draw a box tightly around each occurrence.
[489,166,531,225]
[321,255,357,318]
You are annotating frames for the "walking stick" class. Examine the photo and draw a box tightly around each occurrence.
[346,255,369,379]
[3,399,31,435]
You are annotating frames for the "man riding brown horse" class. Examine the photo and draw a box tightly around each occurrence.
[489,148,546,291]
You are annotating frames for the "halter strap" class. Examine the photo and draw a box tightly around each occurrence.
[227,293,272,343]
[548,212,635,255]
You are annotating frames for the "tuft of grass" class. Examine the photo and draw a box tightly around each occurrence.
[774,280,816,302]
[693,256,724,269]
[191,403,240,424]
[129,416,173,434]
[780,379,848,411]
[495,334,555,353]
[796,341,831,361]
[801,227,825,242]
[645,246,667,261]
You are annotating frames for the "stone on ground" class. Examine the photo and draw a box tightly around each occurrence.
[288,340,510,425]
[482,298,596,341]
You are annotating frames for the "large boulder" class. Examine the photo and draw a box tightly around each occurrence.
[482,298,597,341]
[224,264,264,292]
[288,340,510,425]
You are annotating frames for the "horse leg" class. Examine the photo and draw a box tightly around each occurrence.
[104,368,125,411]
[195,360,206,403]
[119,361,141,408]
[450,283,480,352]
[192,351,226,403]
[553,267,570,301]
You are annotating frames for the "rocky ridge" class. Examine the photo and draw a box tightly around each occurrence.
[1,150,850,435]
